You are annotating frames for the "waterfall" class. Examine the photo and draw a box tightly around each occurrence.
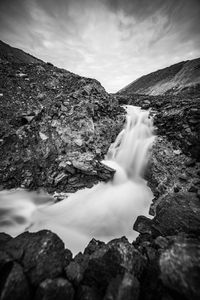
[0,106,155,254]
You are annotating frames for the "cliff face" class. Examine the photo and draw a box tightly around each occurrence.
[118,58,200,96]
[0,41,125,193]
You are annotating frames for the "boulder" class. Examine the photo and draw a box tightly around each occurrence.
[5,230,65,286]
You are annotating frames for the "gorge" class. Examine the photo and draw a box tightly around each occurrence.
[0,41,200,300]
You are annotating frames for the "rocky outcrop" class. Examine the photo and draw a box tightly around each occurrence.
[0,41,125,193]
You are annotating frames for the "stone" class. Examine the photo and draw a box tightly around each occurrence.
[65,261,85,286]
[39,132,48,141]
[83,237,146,293]
[104,272,140,300]
[35,278,74,300]
[133,216,153,235]
[54,172,68,185]
[5,230,65,287]
[152,193,200,236]
[84,239,105,255]
[0,233,12,249]
[159,235,200,300]
[64,248,73,268]
[185,158,196,167]
[76,285,101,300]
[0,262,30,300]
[188,185,198,193]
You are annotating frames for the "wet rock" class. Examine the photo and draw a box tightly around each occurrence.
[0,262,30,300]
[104,272,140,300]
[35,278,74,300]
[159,235,200,300]
[5,230,65,286]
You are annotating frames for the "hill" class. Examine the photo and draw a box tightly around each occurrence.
[118,58,200,96]
[0,40,124,193]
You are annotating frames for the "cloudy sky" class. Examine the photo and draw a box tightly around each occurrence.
[0,0,200,92]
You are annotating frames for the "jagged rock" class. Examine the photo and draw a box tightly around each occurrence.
[0,262,30,300]
[4,230,65,286]
[34,278,74,300]
[84,238,105,255]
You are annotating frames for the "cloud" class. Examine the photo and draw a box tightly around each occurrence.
[0,0,200,92]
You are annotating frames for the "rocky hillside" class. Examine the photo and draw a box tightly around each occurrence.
[0,41,125,193]
[118,58,200,96]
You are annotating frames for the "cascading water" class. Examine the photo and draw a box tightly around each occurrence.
[0,106,155,254]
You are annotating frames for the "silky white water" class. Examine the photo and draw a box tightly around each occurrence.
[0,106,155,254]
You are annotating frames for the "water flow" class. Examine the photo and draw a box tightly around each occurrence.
[0,106,155,254]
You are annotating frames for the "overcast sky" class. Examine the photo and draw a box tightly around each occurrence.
[0,0,200,92]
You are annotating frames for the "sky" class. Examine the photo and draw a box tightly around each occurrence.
[0,0,200,92]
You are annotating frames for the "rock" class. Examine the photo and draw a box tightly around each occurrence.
[104,272,140,300]
[5,230,65,286]
[178,174,188,181]
[39,132,48,141]
[173,185,181,193]
[153,236,169,249]
[0,262,30,300]
[185,158,196,167]
[54,172,68,185]
[152,193,200,236]
[76,285,101,300]
[133,216,153,235]
[188,185,198,193]
[159,235,200,300]
[65,261,85,286]
[83,237,146,293]
[35,278,74,300]
[0,233,12,249]
[84,239,105,255]
[64,248,73,268]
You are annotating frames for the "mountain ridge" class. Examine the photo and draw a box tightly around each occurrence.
[117,57,200,96]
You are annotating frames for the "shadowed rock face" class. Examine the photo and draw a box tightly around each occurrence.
[0,41,125,193]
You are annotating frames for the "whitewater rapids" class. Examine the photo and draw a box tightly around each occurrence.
[0,106,155,254]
